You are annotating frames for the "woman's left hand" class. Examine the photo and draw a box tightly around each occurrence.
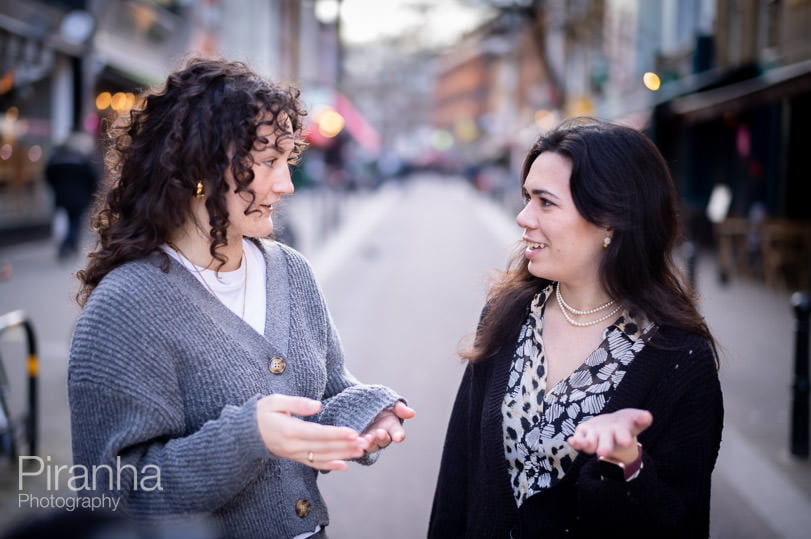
[567,408,653,464]
[361,401,416,453]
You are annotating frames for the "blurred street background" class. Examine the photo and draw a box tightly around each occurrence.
[0,0,809,537]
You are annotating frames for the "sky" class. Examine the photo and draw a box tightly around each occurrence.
[338,0,492,46]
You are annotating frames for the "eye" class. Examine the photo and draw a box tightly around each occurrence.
[540,197,554,207]
[263,158,278,167]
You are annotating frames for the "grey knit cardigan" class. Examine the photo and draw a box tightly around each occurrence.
[68,239,402,538]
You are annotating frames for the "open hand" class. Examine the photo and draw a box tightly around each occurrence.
[256,394,370,471]
[567,408,653,464]
[361,401,416,453]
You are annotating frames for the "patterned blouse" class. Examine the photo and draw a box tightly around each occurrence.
[502,283,654,506]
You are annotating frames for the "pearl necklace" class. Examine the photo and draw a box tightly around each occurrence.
[555,282,621,327]
[168,242,248,320]
[555,282,615,314]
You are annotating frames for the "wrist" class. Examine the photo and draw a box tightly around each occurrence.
[598,442,644,481]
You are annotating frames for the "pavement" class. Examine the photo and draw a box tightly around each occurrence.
[0,175,808,537]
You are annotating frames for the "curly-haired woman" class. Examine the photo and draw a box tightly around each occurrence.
[429,118,723,538]
[68,57,414,539]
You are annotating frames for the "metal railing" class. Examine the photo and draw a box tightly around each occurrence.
[0,309,38,458]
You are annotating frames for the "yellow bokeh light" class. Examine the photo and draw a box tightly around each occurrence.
[111,92,130,111]
[96,92,112,110]
[534,109,558,131]
[454,118,478,142]
[643,72,661,91]
[317,109,345,138]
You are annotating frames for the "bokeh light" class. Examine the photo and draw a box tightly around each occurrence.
[96,92,112,110]
[317,109,345,138]
[28,145,42,162]
[643,72,661,91]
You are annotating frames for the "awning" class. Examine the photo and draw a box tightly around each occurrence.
[334,92,381,153]
[668,59,811,124]
[303,89,381,153]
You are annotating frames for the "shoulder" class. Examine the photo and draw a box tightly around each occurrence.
[251,238,311,271]
[71,258,178,383]
[647,326,715,362]
[638,325,720,393]
[263,239,321,288]
[82,255,175,315]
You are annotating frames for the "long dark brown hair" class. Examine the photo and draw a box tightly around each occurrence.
[77,57,307,306]
[465,117,716,364]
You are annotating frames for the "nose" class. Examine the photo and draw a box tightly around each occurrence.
[516,203,534,229]
[273,166,295,195]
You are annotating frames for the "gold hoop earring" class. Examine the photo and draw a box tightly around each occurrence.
[194,181,205,198]
[603,237,612,248]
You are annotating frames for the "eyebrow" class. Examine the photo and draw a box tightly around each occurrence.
[523,187,561,200]
[255,139,294,154]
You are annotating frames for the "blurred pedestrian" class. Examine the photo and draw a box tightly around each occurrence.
[429,118,723,538]
[69,57,415,539]
[44,131,98,260]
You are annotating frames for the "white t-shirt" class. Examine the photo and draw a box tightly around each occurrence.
[163,238,267,335]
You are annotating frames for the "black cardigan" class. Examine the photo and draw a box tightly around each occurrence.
[428,326,723,539]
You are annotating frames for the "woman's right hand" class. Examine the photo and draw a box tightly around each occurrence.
[256,394,370,471]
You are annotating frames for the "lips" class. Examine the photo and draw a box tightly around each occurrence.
[523,239,547,259]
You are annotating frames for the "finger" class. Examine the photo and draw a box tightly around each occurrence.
[388,422,406,443]
[291,420,363,444]
[613,428,634,448]
[261,413,366,454]
[361,429,387,448]
[582,427,599,453]
[632,410,653,434]
[262,394,322,417]
[369,414,406,444]
[595,430,616,457]
[576,430,595,453]
[306,458,350,472]
[302,442,367,464]
[393,402,416,420]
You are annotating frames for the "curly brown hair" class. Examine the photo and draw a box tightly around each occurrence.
[76,57,307,306]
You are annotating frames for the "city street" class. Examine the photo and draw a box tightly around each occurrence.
[0,174,809,537]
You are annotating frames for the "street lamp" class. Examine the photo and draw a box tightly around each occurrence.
[315,0,340,24]
[314,0,344,88]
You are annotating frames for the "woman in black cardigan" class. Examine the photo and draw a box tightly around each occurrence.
[429,118,723,538]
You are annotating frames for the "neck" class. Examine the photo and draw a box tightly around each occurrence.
[170,225,243,272]
[557,281,613,311]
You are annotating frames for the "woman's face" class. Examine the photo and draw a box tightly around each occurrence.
[516,151,609,284]
[223,120,295,241]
